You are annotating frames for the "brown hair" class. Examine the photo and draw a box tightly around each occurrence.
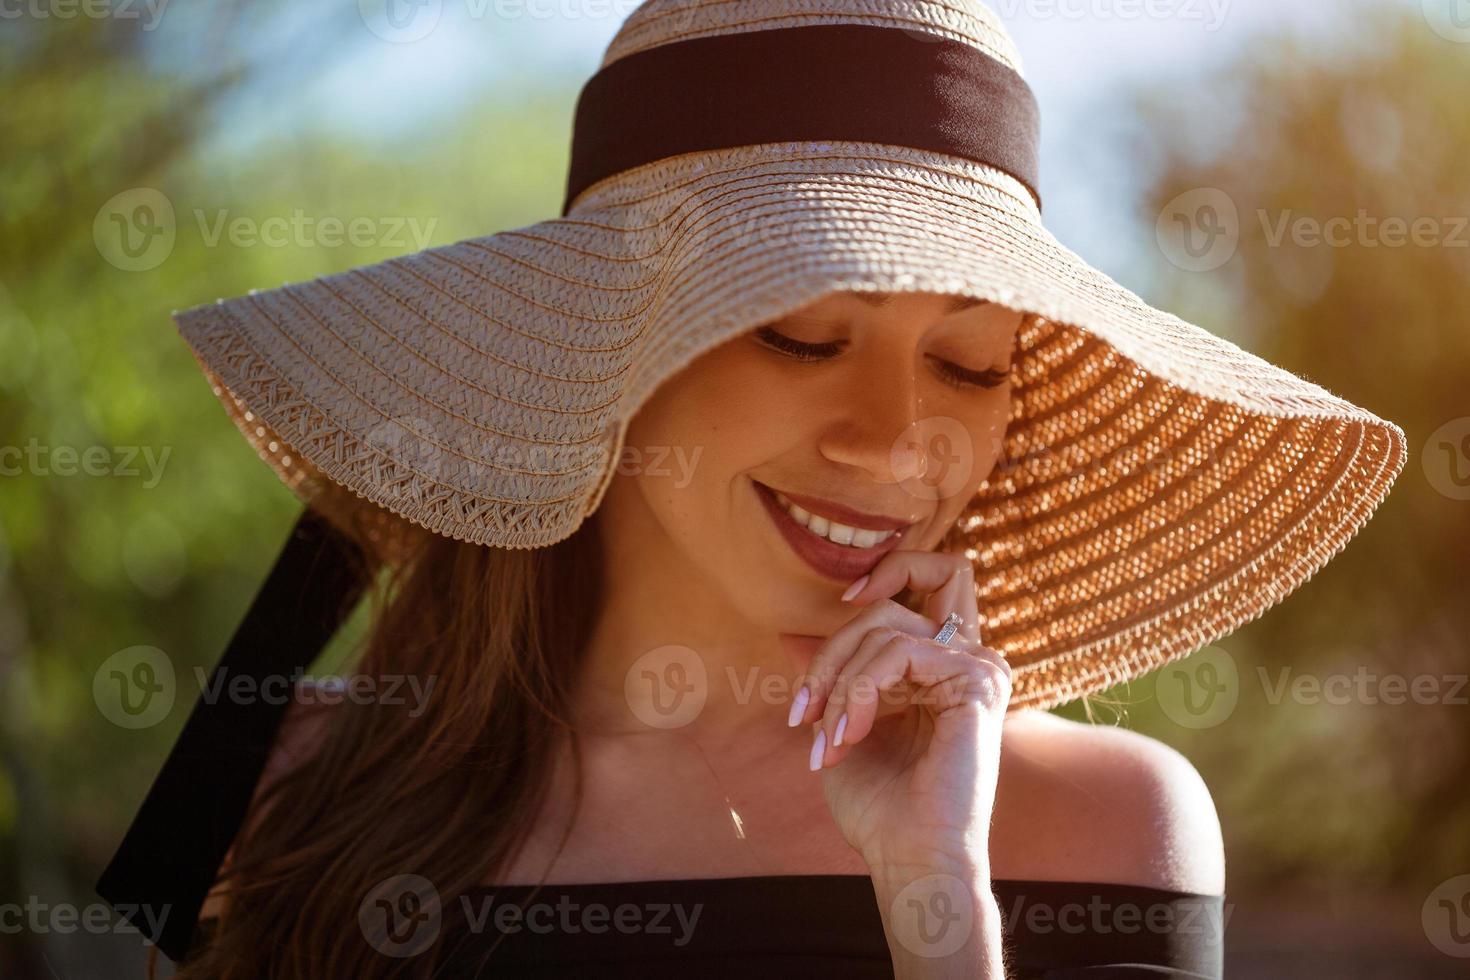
[167,502,605,978]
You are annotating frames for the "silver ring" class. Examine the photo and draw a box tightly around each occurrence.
[932,612,963,646]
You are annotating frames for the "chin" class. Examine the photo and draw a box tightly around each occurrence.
[776,632,826,672]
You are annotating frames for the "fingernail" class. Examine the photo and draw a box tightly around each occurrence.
[808,726,827,771]
[833,713,848,746]
[787,685,810,727]
[841,574,869,602]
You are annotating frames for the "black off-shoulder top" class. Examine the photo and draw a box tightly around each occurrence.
[192,873,1223,977]
[426,874,1222,978]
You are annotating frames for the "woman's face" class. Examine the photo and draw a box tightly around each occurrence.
[607,289,1023,637]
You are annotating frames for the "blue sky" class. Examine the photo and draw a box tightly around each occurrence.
[200,0,1427,287]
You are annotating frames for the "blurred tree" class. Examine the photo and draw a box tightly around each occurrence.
[1079,3,1469,971]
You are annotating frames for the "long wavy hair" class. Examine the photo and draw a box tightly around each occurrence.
[159,426,1125,976]
[164,499,606,978]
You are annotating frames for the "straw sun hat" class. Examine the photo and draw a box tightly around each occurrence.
[172,0,1404,713]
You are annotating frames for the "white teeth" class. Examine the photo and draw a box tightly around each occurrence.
[773,491,899,549]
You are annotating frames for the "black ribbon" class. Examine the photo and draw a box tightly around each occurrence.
[95,510,367,961]
[562,22,1042,216]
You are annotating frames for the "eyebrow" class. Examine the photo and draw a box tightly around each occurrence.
[853,292,989,314]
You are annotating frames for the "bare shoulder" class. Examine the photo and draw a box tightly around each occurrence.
[197,680,340,919]
[991,709,1226,895]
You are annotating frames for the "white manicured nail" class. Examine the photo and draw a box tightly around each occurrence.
[809,726,826,771]
[833,713,848,746]
[787,685,809,727]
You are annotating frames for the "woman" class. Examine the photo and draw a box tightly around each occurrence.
[97,1,1405,977]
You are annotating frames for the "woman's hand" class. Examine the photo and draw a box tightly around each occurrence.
[787,549,1013,977]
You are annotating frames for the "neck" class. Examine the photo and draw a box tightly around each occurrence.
[569,482,808,757]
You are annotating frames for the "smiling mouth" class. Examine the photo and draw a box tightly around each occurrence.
[768,489,904,548]
[753,479,920,582]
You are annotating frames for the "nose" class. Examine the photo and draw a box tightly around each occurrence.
[816,363,928,485]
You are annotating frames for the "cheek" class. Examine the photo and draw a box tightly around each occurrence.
[620,344,800,518]
[931,388,1012,526]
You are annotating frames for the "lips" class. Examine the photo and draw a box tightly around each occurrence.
[753,480,914,582]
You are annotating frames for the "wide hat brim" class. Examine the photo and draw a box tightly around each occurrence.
[175,140,1406,712]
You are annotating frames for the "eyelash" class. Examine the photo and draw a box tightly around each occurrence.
[753,325,1009,390]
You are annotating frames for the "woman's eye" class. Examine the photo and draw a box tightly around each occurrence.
[931,356,1010,391]
[753,325,844,361]
[754,325,1008,390]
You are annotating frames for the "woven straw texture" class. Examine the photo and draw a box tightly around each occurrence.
[175,0,1406,712]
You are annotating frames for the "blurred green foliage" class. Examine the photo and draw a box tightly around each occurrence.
[1,8,578,976]
[1,2,1466,978]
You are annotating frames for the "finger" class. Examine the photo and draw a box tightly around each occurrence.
[789,599,935,729]
[819,626,906,747]
[814,635,1012,769]
[843,549,982,646]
